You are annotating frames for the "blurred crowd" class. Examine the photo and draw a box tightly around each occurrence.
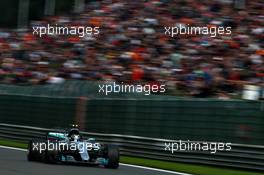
[0,0,263,98]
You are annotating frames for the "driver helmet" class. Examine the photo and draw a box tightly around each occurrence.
[68,128,80,141]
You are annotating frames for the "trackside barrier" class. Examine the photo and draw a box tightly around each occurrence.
[0,123,263,171]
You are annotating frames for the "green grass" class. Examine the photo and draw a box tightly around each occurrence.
[1,139,263,175]
[0,139,27,149]
[121,156,264,175]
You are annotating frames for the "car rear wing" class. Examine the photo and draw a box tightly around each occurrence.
[47,132,67,141]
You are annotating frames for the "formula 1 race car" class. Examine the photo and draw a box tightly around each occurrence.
[27,126,119,169]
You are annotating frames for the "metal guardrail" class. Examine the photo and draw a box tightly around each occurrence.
[0,123,263,171]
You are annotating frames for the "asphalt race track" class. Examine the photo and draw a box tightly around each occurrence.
[0,147,186,175]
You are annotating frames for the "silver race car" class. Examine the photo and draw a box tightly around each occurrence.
[27,126,119,169]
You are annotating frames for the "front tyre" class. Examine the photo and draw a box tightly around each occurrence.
[104,145,119,169]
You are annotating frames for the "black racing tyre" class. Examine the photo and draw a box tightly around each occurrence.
[104,145,119,169]
[27,139,44,161]
[27,140,36,161]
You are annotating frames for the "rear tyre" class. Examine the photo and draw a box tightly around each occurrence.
[27,140,36,161]
[27,139,44,161]
[104,145,119,169]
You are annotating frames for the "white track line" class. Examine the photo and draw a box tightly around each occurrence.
[0,145,27,152]
[119,163,192,175]
[0,145,192,175]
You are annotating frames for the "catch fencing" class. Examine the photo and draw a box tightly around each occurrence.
[0,123,263,171]
[0,91,263,171]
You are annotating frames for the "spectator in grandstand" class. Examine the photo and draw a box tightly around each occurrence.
[0,0,263,98]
